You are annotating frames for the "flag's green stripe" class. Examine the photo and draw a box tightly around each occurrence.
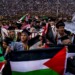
[0,47,4,62]
[21,15,26,21]
[12,69,59,75]
[0,47,2,54]
[0,56,5,62]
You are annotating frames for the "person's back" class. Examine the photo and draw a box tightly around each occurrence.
[67,56,75,74]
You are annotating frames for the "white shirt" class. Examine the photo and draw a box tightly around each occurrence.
[1,27,8,39]
[51,25,57,39]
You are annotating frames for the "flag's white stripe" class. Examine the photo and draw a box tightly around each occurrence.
[0,64,5,73]
[64,51,68,74]
[10,53,75,73]
[10,59,49,72]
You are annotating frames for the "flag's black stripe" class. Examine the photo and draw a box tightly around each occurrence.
[9,47,63,61]
[9,45,75,62]
[68,45,75,53]
[46,44,75,53]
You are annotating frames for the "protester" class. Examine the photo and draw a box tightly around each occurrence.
[2,38,11,75]
[67,56,75,74]
[2,38,11,56]
[56,21,73,44]
[21,20,30,30]
[0,21,8,40]
[20,29,31,50]
[0,14,75,75]
[7,26,17,42]
[34,20,41,31]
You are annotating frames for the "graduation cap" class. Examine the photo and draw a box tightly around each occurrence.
[56,21,65,28]
[59,35,69,41]
[8,26,15,30]
[22,29,31,36]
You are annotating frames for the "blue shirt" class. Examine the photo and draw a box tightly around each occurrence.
[9,42,25,51]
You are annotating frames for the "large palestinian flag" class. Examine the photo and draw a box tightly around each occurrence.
[9,46,69,75]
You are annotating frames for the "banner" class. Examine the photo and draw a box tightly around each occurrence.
[9,46,75,75]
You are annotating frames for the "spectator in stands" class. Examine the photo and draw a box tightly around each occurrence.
[2,38,11,56]
[67,56,75,74]
[0,21,8,40]
[21,20,30,30]
[2,38,11,75]
[8,29,31,51]
[34,20,41,31]
[2,22,9,29]
[19,29,31,50]
[30,20,36,32]
[56,21,72,44]
[7,26,17,42]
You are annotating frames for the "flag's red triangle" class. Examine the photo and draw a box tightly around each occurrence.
[0,62,5,72]
[44,47,66,75]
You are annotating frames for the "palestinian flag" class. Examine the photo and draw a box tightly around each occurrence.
[0,46,5,72]
[17,15,26,23]
[9,47,68,75]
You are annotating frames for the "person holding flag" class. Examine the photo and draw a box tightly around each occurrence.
[1,37,12,75]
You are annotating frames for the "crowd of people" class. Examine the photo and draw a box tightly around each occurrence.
[0,0,74,16]
[0,14,75,75]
